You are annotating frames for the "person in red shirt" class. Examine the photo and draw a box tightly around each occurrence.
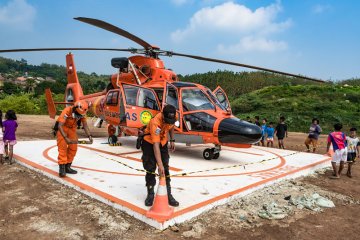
[326,123,347,179]
[56,100,93,177]
[141,104,178,207]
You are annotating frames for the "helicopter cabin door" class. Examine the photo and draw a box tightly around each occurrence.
[104,89,124,126]
[163,82,182,131]
[213,86,231,111]
[120,84,161,128]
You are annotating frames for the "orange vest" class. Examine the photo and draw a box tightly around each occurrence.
[143,113,174,146]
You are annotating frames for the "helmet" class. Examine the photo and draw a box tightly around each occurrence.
[74,100,89,116]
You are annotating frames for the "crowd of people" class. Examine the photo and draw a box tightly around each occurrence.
[0,110,18,165]
[246,116,288,149]
[246,115,359,179]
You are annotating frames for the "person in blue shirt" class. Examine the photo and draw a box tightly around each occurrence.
[266,122,275,147]
[260,118,267,146]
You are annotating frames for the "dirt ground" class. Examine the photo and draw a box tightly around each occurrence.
[1,115,359,240]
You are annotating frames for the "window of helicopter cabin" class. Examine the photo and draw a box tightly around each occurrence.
[205,88,227,111]
[166,85,179,110]
[183,112,216,132]
[181,88,215,112]
[123,85,159,110]
[215,90,229,109]
[105,91,119,105]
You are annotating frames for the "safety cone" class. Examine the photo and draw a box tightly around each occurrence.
[146,177,174,222]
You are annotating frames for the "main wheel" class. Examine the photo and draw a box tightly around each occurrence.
[203,148,214,160]
[108,135,118,144]
[213,152,220,159]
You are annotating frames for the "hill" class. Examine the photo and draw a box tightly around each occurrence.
[232,84,360,133]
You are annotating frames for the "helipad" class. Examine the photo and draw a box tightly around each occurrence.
[14,137,331,229]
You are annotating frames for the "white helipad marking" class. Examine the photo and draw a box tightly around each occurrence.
[14,137,331,229]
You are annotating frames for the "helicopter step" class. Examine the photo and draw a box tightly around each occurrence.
[203,145,221,160]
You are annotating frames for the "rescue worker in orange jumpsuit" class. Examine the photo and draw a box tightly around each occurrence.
[141,104,179,207]
[56,100,93,177]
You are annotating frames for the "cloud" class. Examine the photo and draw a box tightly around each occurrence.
[171,1,291,42]
[217,36,288,54]
[312,4,331,14]
[0,0,36,30]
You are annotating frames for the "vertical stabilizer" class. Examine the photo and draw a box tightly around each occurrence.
[66,53,84,102]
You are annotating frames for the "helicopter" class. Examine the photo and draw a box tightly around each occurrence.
[0,17,325,160]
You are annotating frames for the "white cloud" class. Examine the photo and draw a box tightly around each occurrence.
[171,1,291,42]
[312,4,331,14]
[217,36,288,54]
[0,0,36,30]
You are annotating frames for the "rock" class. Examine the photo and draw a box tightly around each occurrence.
[182,222,205,238]
[169,225,179,232]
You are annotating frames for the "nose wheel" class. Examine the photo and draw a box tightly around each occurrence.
[203,147,221,160]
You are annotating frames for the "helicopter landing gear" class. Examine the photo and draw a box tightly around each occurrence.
[203,145,221,160]
[108,135,118,144]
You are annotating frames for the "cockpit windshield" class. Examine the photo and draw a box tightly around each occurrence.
[181,88,215,111]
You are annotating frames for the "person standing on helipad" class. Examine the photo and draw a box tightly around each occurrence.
[56,100,93,177]
[141,104,179,207]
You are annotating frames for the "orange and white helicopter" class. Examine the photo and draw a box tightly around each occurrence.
[0,17,325,160]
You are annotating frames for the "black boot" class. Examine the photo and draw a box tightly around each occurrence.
[145,185,155,206]
[65,163,77,174]
[59,164,66,177]
[167,185,179,207]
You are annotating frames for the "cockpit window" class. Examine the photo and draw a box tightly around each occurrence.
[184,112,216,132]
[166,84,179,110]
[181,88,215,112]
[206,88,227,111]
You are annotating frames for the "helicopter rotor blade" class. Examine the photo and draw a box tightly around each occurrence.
[170,52,325,83]
[74,17,155,50]
[0,48,133,53]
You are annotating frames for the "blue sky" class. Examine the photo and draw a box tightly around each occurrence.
[0,0,359,81]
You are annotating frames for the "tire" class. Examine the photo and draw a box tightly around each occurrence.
[213,152,220,159]
[108,135,118,144]
[203,148,214,160]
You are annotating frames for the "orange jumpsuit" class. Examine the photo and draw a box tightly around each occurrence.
[56,106,86,165]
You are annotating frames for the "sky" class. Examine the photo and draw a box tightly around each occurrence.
[0,0,359,81]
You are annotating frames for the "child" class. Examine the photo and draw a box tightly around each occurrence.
[3,110,18,165]
[326,123,347,179]
[260,118,267,146]
[345,127,359,177]
[0,110,3,165]
[266,122,275,147]
[305,118,322,153]
[275,116,288,149]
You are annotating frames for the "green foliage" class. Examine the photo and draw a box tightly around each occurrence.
[233,85,360,133]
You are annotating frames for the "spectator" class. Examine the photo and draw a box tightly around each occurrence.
[0,110,3,165]
[266,122,275,147]
[254,116,261,146]
[260,118,267,146]
[254,116,261,127]
[246,116,252,123]
[326,123,347,179]
[275,116,288,149]
[3,110,18,165]
[305,118,322,153]
[345,127,359,178]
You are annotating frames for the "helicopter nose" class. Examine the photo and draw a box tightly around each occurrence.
[218,118,262,144]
